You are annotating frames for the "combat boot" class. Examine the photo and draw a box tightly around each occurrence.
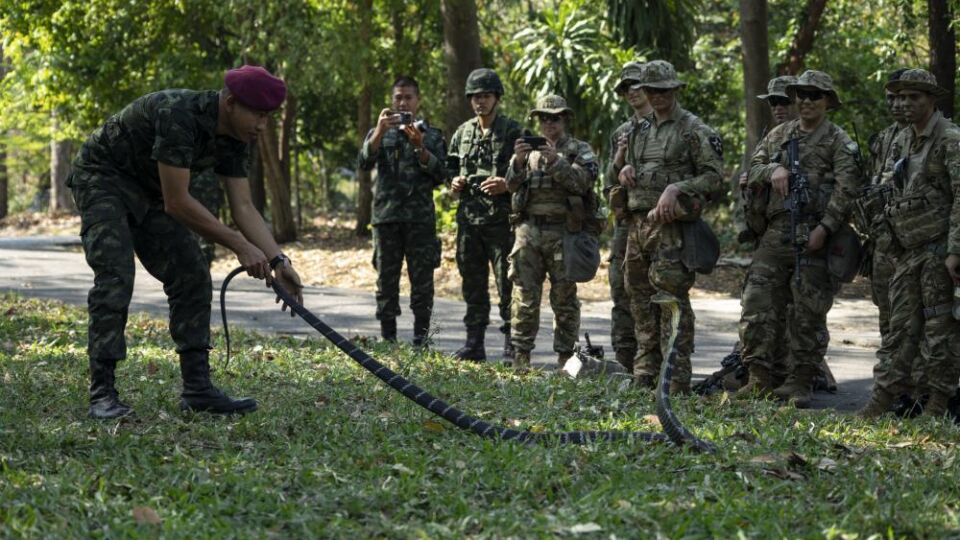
[501,324,515,359]
[380,318,397,343]
[454,325,486,362]
[634,373,658,390]
[669,380,691,396]
[615,348,635,372]
[856,388,897,419]
[773,365,818,408]
[735,364,777,400]
[179,350,257,415]
[921,391,952,418]
[557,351,573,368]
[513,350,531,373]
[412,315,430,347]
[88,358,134,419]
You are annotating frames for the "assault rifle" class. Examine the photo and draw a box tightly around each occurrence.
[783,138,810,286]
[692,343,746,396]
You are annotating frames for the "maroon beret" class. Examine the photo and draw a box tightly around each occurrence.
[224,65,287,111]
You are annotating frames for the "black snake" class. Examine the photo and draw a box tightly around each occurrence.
[220,267,716,452]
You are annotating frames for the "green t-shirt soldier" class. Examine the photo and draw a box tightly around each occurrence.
[738,70,863,407]
[618,61,724,393]
[358,76,447,346]
[859,69,960,418]
[68,65,305,419]
[604,61,651,372]
[448,68,523,361]
[505,95,599,371]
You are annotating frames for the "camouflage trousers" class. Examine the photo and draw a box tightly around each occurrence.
[624,214,696,385]
[739,224,834,376]
[456,221,513,329]
[189,169,224,267]
[880,246,960,397]
[869,244,919,394]
[372,221,439,321]
[71,184,212,360]
[508,222,580,354]
[608,221,636,354]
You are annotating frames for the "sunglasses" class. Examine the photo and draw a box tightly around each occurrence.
[795,89,826,102]
[538,114,564,123]
[767,96,792,107]
[643,87,673,95]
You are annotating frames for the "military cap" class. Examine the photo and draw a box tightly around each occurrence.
[885,68,950,98]
[638,60,685,89]
[224,65,287,111]
[614,61,646,93]
[756,75,797,100]
[786,70,841,110]
[465,68,505,97]
[528,94,573,118]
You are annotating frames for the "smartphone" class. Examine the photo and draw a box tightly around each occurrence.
[521,135,547,148]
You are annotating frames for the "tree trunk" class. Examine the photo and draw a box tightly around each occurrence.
[0,44,8,219]
[49,110,77,215]
[280,92,298,229]
[355,0,374,237]
[928,0,956,118]
[778,0,828,75]
[441,0,483,135]
[249,144,266,215]
[258,120,296,243]
[739,0,771,160]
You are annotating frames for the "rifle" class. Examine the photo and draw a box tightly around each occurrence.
[783,138,810,287]
[692,344,746,396]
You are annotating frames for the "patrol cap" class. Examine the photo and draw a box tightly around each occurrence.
[224,65,287,112]
[885,68,950,98]
[528,94,573,118]
[614,61,646,93]
[638,60,685,90]
[786,70,841,110]
[756,75,797,100]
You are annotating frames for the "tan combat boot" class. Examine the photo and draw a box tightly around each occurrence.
[856,388,896,419]
[513,350,531,374]
[669,380,691,396]
[922,391,951,418]
[773,365,817,408]
[735,364,777,400]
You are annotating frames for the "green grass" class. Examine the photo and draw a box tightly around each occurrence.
[1,292,959,539]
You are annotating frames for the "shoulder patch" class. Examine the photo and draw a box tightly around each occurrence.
[708,135,723,158]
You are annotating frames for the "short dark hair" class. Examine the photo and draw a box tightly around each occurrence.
[392,75,420,95]
[888,68,909,83]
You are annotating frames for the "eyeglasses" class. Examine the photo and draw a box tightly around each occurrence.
[538,114,563,123]
[643,87,673,95]
[795,89,826,102]
[767,96,792,107]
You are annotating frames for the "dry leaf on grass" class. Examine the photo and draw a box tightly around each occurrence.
[132,506,161,525]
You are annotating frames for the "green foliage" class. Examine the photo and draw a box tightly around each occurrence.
[606,0,703,69]
[4,293,960,537]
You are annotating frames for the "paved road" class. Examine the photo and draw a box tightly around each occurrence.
[0,236,881,411]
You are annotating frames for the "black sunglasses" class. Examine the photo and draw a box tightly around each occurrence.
[643,87,673,95]
[767,96,792,107]
[795,89,826,102]
[538,114,564,123]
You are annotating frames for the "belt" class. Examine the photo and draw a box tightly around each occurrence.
[526,215,566,227]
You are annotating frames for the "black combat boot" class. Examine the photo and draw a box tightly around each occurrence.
[380,318,397,342]
[179,350,257,414]
[88,358,134,419]
[412,315,431,347]
[502,324,515,359]
[454,325,486,362]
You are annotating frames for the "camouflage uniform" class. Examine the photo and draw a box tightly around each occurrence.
[448,114,523,331]
[189,169,223,266]
[740,71,863,403]
[866,70,960,415]
[358,121,447,328]
[505,95,598,362]
[622,61,724,388]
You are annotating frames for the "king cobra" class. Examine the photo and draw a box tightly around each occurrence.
[220,267,716,452]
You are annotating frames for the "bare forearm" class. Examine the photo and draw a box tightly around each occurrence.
[231,201,282,259]
[165,197,246,251]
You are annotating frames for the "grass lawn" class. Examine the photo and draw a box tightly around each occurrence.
[1,292,959,538]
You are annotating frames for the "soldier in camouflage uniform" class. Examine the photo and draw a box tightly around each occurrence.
[738,70,863,407]
[505,94,599,370]
[358,75,447,346]
[604,61,650,371]
[189,169,223,266]
[859,69,960,418]
[618,61,724,393]
[67,65,303,419]
[448,68,523,361]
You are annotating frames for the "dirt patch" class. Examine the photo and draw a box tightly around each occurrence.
[0,212,81,237]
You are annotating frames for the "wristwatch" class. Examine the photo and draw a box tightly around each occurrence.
[269,253,291,270]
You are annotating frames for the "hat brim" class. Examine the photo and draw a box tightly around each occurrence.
[614,78,641,93]
[528,107,573,118]
[786,84,842,110]
[640,80,685,90]
[885,79,951,98]
[756,92,790,100]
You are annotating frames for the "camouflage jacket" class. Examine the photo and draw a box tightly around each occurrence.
[623,104,723,212]
[505,134,598,217]
[748,117,864,233]
[68,89,249,220]
[881,111,960,255]
[358,123,447,225]
[867,122,904,184]
[448,114,523,225]
[603,116,643,197]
